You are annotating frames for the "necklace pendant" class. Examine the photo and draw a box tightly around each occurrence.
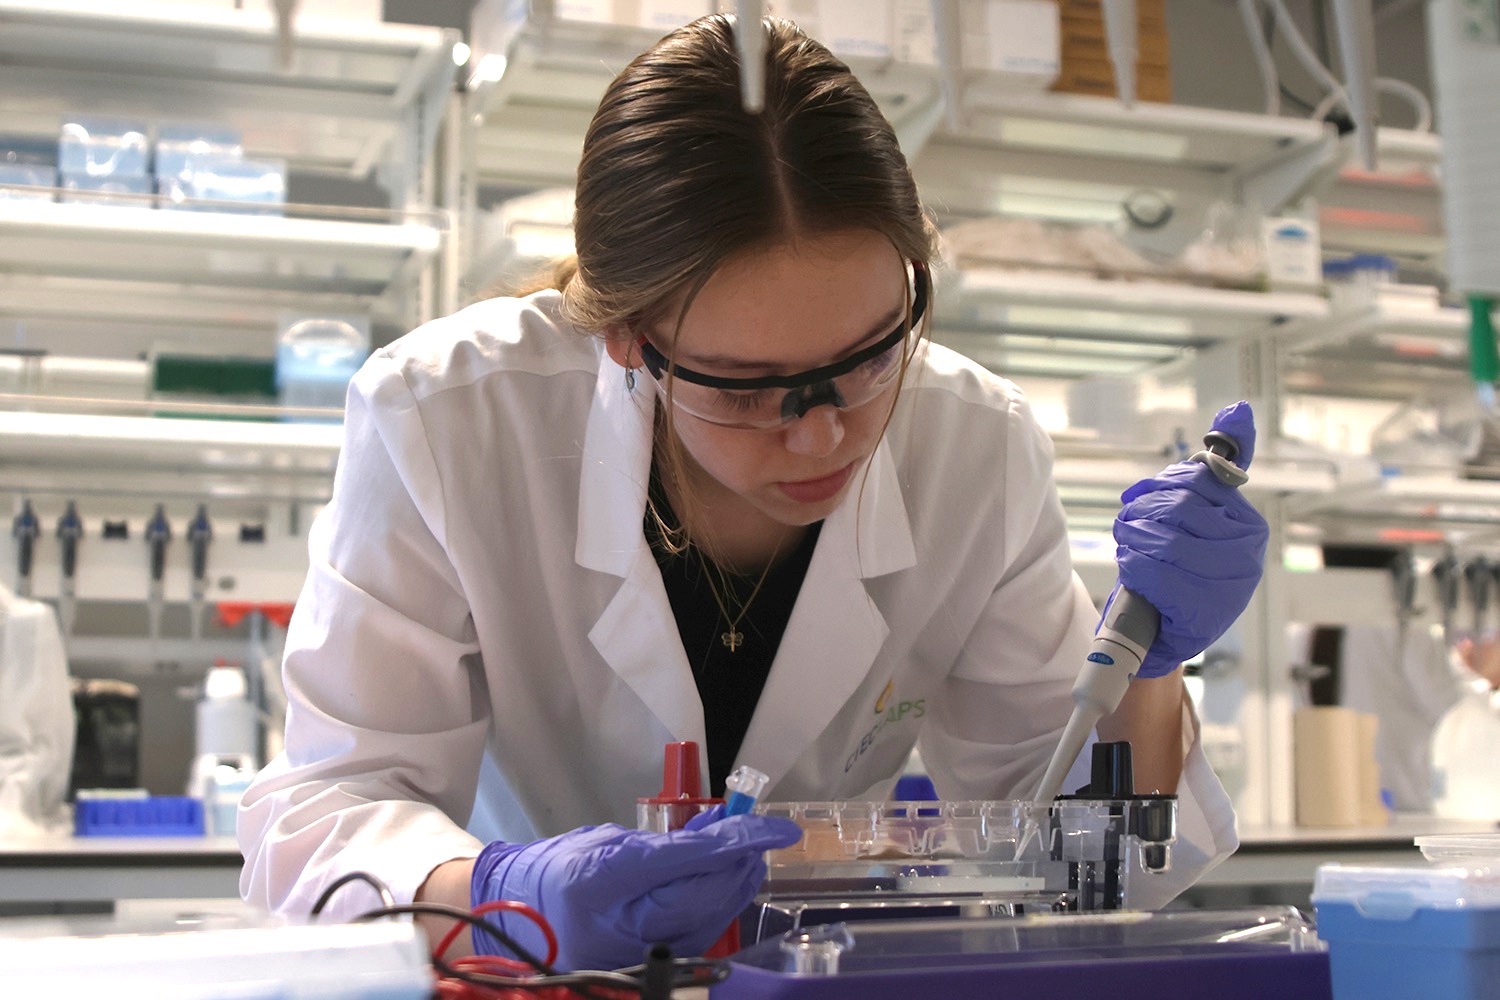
[721,629,744,652]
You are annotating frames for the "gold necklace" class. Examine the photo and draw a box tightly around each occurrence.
[699,552,774,653]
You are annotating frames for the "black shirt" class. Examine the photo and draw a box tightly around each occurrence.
[645,473,822,796]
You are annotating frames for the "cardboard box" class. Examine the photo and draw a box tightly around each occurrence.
[1059,17,1171,66]
[1058,0,1165,20]
[1060,33,1171,68]
[1050,57,1171,101]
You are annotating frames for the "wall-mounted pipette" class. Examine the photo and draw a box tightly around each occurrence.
[187,505,213,642]
[1030,423,1251,808]
[11,499,39,598]
[1101,0,1139,108]
[1433,552,1462,648]
[1465,556,1491,637]
[56,501,82,637]
[733,0,765,113]
[145,505,171,645]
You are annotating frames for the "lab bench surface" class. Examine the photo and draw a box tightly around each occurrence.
[0,835,242,913]
[1208,814,1497,884]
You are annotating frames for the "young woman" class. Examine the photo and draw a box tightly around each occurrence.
[240,14,1267,972]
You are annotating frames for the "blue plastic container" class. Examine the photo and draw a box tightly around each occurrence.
[1314,863,1500,1000]
[75,794,204,837]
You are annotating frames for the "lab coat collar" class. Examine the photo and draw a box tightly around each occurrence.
[576,349,658,579]
[578,359,707,748]
[577,352,917,782]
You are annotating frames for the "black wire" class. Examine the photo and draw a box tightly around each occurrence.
[352,902,560,977]
[352,901,732,999]
[310,871,397,916]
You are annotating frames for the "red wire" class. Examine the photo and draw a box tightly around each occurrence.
[428,900,647,998]
[431,899,560,969]
[450,954,543,977]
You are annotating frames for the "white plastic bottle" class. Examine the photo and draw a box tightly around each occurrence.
[1430,681,1500,820]
[195,663,259,760]
[191,663,260,836]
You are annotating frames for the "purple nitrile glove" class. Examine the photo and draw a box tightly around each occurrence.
[469,813,802,972]
[1109,401,1270,679]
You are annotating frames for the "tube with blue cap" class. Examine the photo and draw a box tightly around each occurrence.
[724,764,770,817]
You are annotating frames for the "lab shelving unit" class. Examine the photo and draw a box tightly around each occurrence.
[0,1,460,648]
[0,1,460,338]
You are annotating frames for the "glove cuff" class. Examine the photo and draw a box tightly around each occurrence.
[1136,652,1185,679]
[468,839,532,957]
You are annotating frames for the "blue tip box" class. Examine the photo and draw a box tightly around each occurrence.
[1314,861,1500,1000]
[75,794,204,837]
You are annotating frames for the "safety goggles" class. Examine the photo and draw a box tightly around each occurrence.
[638,263,928,430]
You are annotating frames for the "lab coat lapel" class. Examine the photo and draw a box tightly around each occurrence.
[576,357,706,749]
[738,438,916,793]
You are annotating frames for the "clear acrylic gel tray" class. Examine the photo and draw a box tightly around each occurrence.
[736,907,1323,975]
[748,798,1178,940]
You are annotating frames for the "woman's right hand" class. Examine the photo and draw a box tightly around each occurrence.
[469,815,802,971]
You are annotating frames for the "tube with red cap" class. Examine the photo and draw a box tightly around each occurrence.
[636,741,720,833]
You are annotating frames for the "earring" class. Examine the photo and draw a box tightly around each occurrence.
[623,340,640,393]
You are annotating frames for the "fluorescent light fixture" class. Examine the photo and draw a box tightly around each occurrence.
[997,119,1192,162]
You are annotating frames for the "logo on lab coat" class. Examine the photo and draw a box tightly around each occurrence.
[846,680,925,772]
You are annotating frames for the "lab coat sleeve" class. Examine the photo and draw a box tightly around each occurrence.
[917,391,1238,906]
[239,355,491,920]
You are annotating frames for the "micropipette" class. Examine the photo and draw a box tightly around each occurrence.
[1030,423,1251,810]
[724,764,770,817]
[187,505,213,642]
[11,499,39,599]
[56,501,83,638]
[145,504,172,647]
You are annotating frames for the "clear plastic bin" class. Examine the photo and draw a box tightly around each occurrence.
[0,163,56,201]
[275,315,371,414]
[1415,834,1500,864]
[160,154,285,214]
[154,123,244,182]
[58,116,149,178]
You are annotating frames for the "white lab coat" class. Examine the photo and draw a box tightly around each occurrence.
[239,291,1237,919]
